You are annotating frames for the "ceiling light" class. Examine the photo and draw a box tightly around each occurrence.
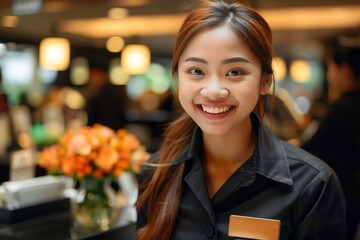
[106,36,125,53]
[121,44,150,75]
[59,5,360,38]
[290,60,311,83]
[109,58,129,85]
[59,14,186,38]
[61,87,85,110]
[39,38,70,71]
[260,6,360,30]
[70,57,89,85]
[107,8,129,19]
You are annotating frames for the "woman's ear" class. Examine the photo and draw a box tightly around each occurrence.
[260,74,273,95]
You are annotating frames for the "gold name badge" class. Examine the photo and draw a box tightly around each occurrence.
[228,215,281,240]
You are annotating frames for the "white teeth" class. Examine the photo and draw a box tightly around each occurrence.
[201,105,231,114]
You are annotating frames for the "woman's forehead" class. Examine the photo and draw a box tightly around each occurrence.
[179,26,259,65]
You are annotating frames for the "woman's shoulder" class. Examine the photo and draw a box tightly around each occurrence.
[281,140,338,180]
[261,124,337,182]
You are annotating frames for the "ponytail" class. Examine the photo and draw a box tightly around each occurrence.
[137,113,195,240]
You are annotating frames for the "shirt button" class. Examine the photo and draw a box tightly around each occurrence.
[206,226,214,238]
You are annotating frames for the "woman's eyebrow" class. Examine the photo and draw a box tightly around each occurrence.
[184,57,251,65]
[184,57,208,64]
[221,57,250,65]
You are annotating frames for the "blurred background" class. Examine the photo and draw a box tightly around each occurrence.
[0,0,359,156]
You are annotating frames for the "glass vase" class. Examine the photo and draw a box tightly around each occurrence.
[118,171,138,221]
[73,177,116,230]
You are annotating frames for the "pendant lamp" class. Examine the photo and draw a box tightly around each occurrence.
[121,44,150,75]
[39,37,70,71]
[290,60,311,83]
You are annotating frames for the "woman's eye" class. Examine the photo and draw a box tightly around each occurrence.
[226,69,243,76]
[189,68,203,75]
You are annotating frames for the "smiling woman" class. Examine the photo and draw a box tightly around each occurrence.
[178,26,271,137]
[135,1,346,240]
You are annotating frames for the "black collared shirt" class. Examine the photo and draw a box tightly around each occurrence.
[137,116,346,240]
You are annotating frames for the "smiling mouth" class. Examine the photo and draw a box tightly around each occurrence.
[198,104,235,114]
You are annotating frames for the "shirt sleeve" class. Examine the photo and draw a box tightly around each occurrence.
[292,168,346,240]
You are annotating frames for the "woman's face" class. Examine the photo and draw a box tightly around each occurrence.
[178,26,269,136]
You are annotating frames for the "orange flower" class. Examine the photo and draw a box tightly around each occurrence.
[38,124,150,180]
[95,146,119,172]
[92,124,114,143]
[116,157,130,169]
[61,155,77,177]
[113,167,124,177]
[130,146,151,173]
[58,129,75,146]
[39,145,60,172]
[123,133,140,151]
[67,133,92,155]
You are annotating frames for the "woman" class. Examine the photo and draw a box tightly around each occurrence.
[136,1,346,239]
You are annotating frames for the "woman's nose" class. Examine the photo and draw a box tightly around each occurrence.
[200,84,229,99]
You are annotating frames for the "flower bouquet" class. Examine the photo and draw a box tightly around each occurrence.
[38,123,150,229]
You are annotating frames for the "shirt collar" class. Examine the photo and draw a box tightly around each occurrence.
[172,125,202,165]
[253,114,293,186]
[172,113,293,186]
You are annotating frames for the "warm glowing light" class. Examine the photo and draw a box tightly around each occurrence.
[26,92,43,108]
[62,88,85,110]
[120,0,150,7]
[290,60,311,83]
[70,57,89,85]
[39,38,70,71]
[260,6,360,30]
[106,36,125,53]
[59,14,186,38]
[272,57,286,81]
[109,58,130,85]
[18,132,32,149]
[59,5,360,38]
[43,1,71,12]
[121,44,150,75]
[2,16,19,28]
[107,8,129,19]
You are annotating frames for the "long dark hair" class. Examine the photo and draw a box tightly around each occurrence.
[136,1,274,239]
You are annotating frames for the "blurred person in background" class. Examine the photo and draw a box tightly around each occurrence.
[302,38,360,240]
[85,64,127,131]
